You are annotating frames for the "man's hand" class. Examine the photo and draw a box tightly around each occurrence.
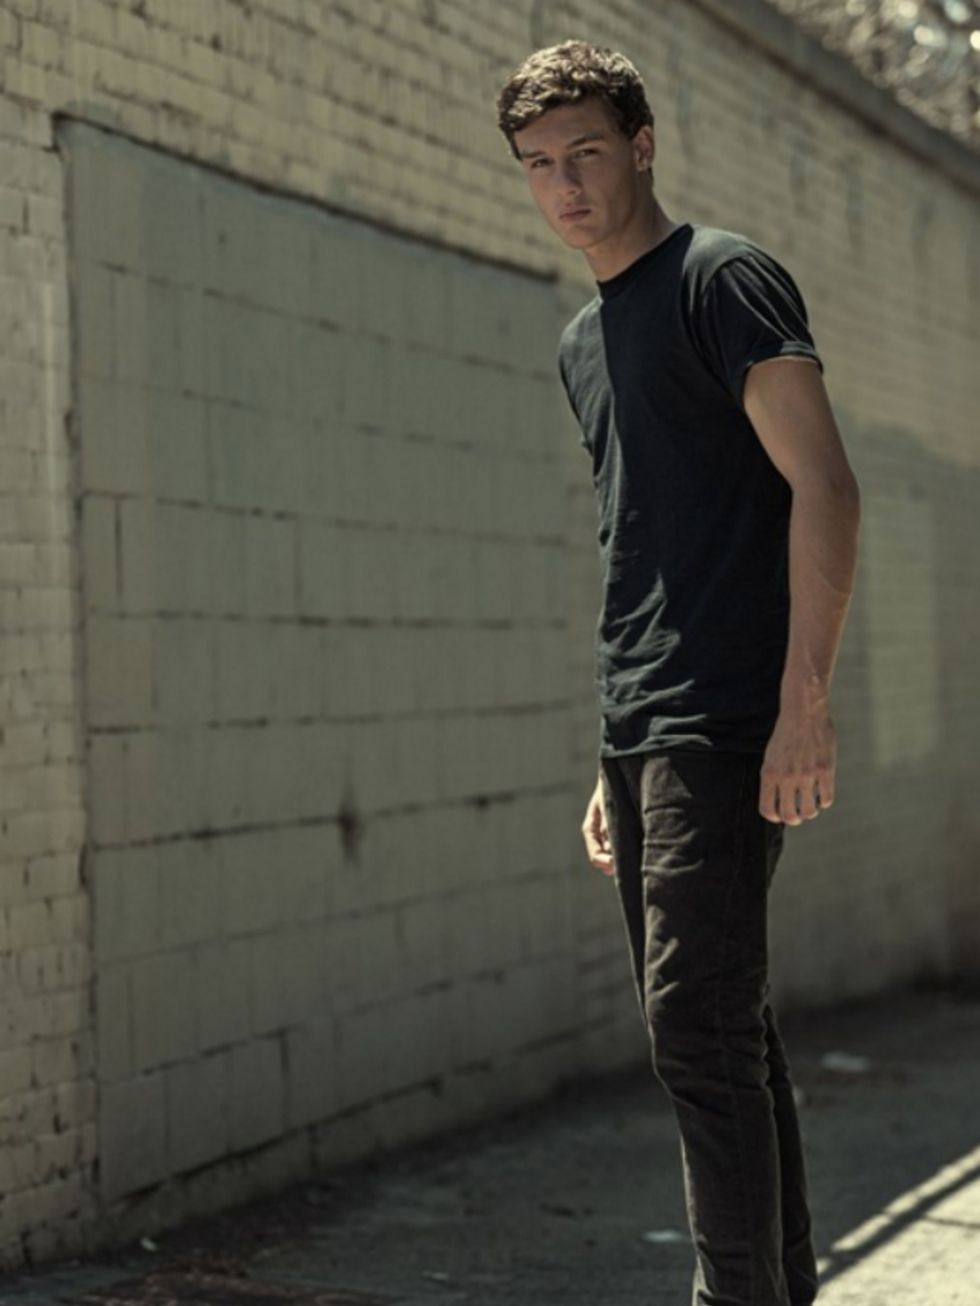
[759,706,837,825]
[582,775,616,875]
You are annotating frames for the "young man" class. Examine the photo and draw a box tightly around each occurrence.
[496,40,860,1306]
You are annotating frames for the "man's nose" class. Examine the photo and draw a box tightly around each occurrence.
[554,159,582,192]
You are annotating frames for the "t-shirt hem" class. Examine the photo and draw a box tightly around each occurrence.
[737,343,823,405]
[599,739,768,758]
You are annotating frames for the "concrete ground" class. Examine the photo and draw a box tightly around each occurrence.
[1,980,978,1306]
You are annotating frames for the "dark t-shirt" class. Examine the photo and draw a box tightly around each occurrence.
[558,222,824,757]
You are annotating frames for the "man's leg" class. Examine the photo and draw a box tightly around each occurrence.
[600,750,818,1306]
[762,1002,818,1305]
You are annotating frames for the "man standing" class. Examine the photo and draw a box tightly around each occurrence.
[496,40,860,1306]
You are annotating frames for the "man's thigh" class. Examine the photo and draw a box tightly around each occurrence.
[604,749,781,1019]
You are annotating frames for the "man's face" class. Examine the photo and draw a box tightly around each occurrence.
[512,97,653,251]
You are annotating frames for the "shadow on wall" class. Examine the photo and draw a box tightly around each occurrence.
[769,407,980,1008]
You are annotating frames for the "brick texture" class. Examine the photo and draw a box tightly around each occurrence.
[0,0,977,1272]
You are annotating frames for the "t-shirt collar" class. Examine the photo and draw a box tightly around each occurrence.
[596,223,692,301]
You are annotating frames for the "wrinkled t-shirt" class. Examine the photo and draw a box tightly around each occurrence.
[558,222,824,756]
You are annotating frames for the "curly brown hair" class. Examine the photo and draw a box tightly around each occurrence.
[496,39,654,162]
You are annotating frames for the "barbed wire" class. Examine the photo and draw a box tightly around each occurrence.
[764,0,980,152]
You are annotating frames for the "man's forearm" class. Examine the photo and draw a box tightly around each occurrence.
[779,478,861,711]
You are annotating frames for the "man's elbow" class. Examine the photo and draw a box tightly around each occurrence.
[834,466,861,514]
[791,463,860,511]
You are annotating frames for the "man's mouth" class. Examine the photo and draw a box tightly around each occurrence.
[559,207,590,222]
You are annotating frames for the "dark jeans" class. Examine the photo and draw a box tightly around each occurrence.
[600,749,819,1306]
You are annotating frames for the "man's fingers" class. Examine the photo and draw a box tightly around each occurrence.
[760,771,835,823]
[816,770,835,810]
[759,772,781,823]
[581,829,616,874]
[582,804,616,875]
[778,784,802,826]
[759,714,838,824]
[793,769,838,820]
[797,780,820,822]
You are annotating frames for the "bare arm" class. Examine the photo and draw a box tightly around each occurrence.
[742,356,861,824]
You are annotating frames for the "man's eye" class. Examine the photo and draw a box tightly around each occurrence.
[530,158,549,169]
[575,148,596,157]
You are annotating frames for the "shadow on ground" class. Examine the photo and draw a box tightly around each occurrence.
[1,980,977,1305]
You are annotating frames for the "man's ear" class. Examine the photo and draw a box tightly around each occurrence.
[633,124,655,175]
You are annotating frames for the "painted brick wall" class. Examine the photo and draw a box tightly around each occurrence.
[0,87,92,1268]
[63,118,579,1219]
[0,0,977,1269]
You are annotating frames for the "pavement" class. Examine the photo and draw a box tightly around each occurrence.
[1,979,978,1306]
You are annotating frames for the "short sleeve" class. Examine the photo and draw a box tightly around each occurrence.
[694,250,823,409]
[557,349,588,452]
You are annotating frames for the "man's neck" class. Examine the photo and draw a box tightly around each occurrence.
[584,207,681,284]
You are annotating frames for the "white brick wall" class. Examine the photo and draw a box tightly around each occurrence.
[0,82,92,1268]
[59,114,576,1242]
[0,0,977,1271]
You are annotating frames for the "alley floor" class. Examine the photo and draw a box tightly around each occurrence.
[1,981,978,1306]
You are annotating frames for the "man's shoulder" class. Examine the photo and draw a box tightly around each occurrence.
[557,224,781,357]
[683,223,775,289]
